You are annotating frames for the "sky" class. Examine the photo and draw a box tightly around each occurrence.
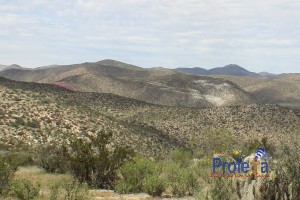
[0,0,300,73]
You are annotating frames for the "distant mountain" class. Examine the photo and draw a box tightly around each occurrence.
[258,72,277,78]
[96,59,142,70]
[0,64,24,71]
[0,59,257,107]
[0,64,7,71]
[176,64,263,77]
[212,73,300,109]
[35,64,59,70]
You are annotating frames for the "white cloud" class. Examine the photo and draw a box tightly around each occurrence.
[0,0,299,73]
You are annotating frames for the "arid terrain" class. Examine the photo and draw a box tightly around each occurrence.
[1,61,300,200]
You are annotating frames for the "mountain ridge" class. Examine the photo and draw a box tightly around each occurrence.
[0,64,24,71]
[176,64,263,77]
[0,60,257,107]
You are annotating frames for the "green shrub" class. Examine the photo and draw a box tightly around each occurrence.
[115,157,157,194]
[36,131,134,188]
[49,181,60,200]
[170,148,192,167]
[36,143,69,173]
[12,118,26,127]
[270,136,300,199]
[210,178,238,200]
[143,174,166,196]
[1,151,34,167]
[0,159,16,197]
[26,119,40,129]
[67,130,134,188]
[48,179,89,200]
[10,179,40,200]
[116,156,199,197]
[162,161,196,196]
[199,128,234,157]
[62,180,89,200]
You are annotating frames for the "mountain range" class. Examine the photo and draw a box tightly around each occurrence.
[0,60,299,110]
[176,64,277,78]
[0,60,256,107]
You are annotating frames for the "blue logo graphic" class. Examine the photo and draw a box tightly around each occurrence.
[211,147,269,178]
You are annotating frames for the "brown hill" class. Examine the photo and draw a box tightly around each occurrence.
[0,60,257,107]
[0,77,299,156]
[212,73,300,109]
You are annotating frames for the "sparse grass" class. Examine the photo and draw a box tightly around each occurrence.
[14,166,71,192]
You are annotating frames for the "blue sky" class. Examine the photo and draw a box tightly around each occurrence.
[0,0,299,73]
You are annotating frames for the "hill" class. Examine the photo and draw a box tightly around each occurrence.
[176,64,262,77]
[0,77,299,156]
[258,72,277,78]
[0,60,257,107]
[212,73,300,109]
[0,64,24,71]
[0,64,7,71]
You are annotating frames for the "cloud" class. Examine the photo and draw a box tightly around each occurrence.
[0,0,299,73]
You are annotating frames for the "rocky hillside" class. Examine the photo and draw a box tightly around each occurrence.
[0,77,299,156]
[0,60,257,107]
[212,73,300,109]
[176,64,262,77]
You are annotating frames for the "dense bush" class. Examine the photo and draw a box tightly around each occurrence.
[162,161,198,196]
[115,157,160,194]
[270,136,300,199]
[36,143,69,173]
[190,128,235,157]
[9,179,40,200]
[170,147,192,167]
[37,130,134,189]
[67,131,134,188]
[1,151,34,168]
[116,149,200,197]
[143,174,166,196]
[210,178,237,200]
[26,119,40,129]
[0,159,16,197]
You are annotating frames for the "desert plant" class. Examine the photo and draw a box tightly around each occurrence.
[210,178,237,200]
[199,128,235,157]
[67,130,134,188]
[116,155,199,197]
[170,148,192,167]
[36,143,69,173]
[1,151,34,167]
[115,157,157,194]
[62,180,89,200]
[10,179,40,200]
[49,181,60,200]
[143,174,166,196]
[162,161,198,197]
[26,119,40,129]
[0,159,16,197]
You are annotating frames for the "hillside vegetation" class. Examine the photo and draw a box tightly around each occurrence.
[1,77,300,199]
[0,77,299,154]
[0,60,257,107]
[213,74,300,109]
